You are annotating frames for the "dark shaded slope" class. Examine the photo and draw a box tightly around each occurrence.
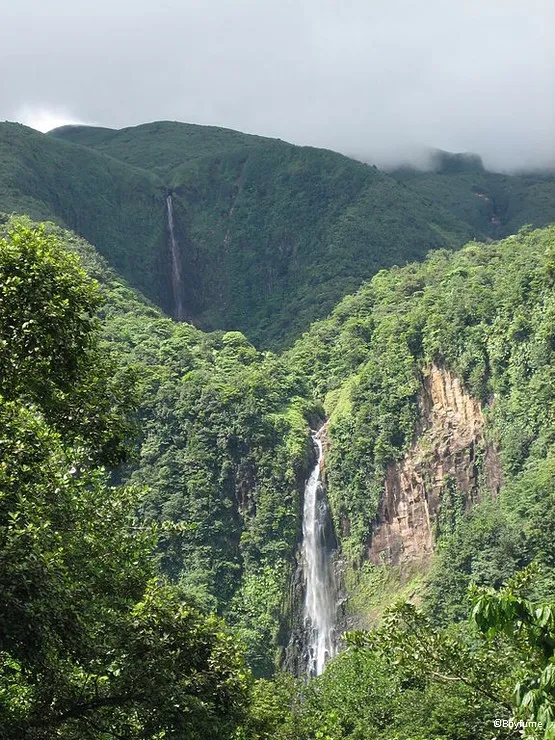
[391,151,555,239]
[51,122,477,347]
[163,141,478,347]
[0,123,176,313]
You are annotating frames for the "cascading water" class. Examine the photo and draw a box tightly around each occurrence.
[302,429,337,676]
[166,194,185,321]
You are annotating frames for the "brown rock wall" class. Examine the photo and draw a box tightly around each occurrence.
[368,365,502,565]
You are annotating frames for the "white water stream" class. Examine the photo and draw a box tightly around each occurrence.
[166,194,185,321]
[302,430,336,676]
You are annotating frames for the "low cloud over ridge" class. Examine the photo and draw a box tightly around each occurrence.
[2,0,554,171]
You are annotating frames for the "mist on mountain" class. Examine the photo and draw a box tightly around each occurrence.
[2,0,553,172]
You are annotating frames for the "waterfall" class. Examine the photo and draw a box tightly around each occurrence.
[302,429,337,676]
[166,194,185,321]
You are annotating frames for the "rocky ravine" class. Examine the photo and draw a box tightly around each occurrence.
[369,365,503,566]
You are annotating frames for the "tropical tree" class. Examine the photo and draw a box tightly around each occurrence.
[0,221,250,738]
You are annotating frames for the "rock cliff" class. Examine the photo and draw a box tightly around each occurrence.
[369,365,502,565]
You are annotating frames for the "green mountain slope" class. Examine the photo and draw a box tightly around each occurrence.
[48,122,479,346]
[0,123,174,310]
[391,150,555,238]
[50,120,272,176]
[162,142,477,346]
[2,120,554,349]
[288,224,555,622]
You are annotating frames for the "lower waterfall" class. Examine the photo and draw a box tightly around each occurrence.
[302,428,337,676]
[166,194,185,321]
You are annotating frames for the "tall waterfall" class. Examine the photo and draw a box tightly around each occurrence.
[166,194,185,321]
[302,429,337,676]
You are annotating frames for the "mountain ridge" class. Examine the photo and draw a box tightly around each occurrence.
[2,119,555,348]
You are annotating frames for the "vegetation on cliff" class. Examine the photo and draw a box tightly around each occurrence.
[289,225,555,565]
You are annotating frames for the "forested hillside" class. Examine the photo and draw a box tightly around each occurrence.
[271,225,555,739]
[2,120,554,348]
[289,225,555,567]
[0,214,320,680]
[2,210,554,737]
[391,150,555,239]
[0,123,169,302]
[0,219,251,738]
[1,110,555,737]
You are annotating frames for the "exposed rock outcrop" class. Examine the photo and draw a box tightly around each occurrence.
[368,365,502,566]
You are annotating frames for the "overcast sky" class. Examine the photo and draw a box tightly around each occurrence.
[2,0,554,171]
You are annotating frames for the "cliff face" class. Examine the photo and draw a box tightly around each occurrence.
[368,365,502,566]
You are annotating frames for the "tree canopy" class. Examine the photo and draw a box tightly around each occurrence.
[0,222,250,738]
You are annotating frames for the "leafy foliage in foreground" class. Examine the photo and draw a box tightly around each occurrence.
[0,222,249,738]
[246,579,555,739]
[243,606,515,739]
[472,569,555,736]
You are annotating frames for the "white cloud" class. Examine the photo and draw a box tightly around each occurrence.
[15,106,89,133]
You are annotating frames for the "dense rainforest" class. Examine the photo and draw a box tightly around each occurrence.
[2,120,555,346]
[1,120,555,739]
